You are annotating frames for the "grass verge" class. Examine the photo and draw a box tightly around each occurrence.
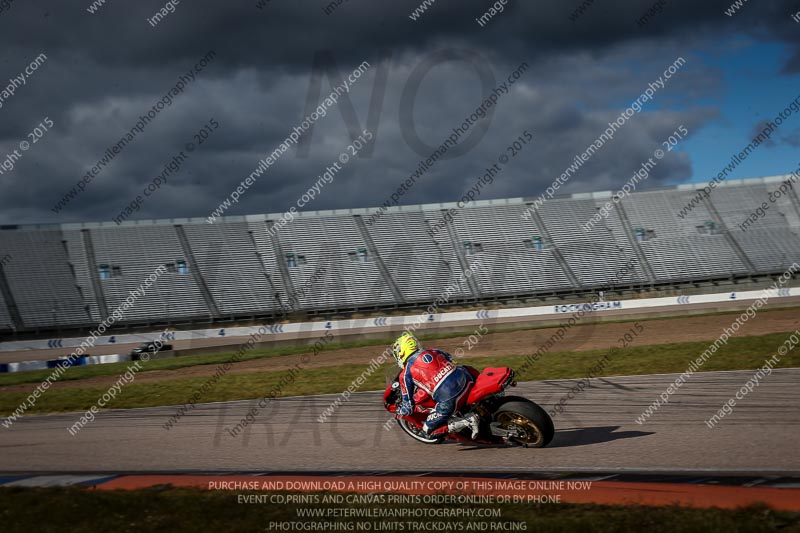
[0,487,798,533]
[2,304,797,388]
[0,338,387,388]
[0,322,539,387]
[0,330,797,416]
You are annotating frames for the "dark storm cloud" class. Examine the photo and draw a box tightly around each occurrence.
[781,128,800,147]
[0,0,797,224]
[750,120,779,147]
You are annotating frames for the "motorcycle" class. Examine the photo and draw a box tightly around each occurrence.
[383,366,554,447]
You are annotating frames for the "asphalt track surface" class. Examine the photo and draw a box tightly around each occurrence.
[1,369,798,474]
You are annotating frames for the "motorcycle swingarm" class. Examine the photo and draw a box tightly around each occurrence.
[488,422,524,439]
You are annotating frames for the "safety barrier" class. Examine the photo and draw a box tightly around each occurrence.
[2,287,798,356]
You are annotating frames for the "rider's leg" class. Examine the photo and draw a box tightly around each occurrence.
[422,397,456,436]
[423,368,477,437]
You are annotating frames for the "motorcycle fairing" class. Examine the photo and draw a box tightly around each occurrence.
[466,367,514,405]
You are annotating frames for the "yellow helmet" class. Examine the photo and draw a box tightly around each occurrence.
[392,333,421,367]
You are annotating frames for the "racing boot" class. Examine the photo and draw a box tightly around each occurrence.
[447,413,480,439]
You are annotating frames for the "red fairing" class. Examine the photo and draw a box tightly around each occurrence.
[384,366,513,413]
[383,380,436,412]
[463,365,480,380]
[413,388,435,409]
[466,367,513,405]
[383,383,398,412]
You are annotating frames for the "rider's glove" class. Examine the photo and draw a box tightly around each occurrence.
[398,401,413,416]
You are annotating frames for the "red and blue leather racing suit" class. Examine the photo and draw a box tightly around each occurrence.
[398,348,474,436]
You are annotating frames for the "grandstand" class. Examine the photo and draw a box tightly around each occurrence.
[0,175,798,335]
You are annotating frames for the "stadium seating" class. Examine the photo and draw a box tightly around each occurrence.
[0,229,89,329]
[88,225,211,322]
[0,175,798,332]
[709,184,800,273]
[0,287,14,330]
[182,221,278,316]
[536,198,644,287]
[621,189,751,280]
[369,210,471,302]
[273,214,396,310]
[440,203,572,294]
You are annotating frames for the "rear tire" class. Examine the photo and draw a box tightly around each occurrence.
[494,400,554,448]
[396,418,443,444]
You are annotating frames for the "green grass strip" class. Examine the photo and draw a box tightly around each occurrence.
[2,304,796,388]
[0,487,797,533]
[0,330,797,416]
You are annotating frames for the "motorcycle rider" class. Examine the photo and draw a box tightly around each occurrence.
[392,332,480,439]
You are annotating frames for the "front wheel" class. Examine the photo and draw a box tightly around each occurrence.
[396,418,443,444]
[494,400,554,448]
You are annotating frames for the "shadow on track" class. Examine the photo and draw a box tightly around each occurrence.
[448,425,653,451]
[548,425,654,448]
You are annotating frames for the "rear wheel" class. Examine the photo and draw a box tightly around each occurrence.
[396,418,443,444]
[494,400,554,448]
